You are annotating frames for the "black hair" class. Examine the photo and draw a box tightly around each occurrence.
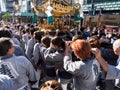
[0,38,12,56]
[41,36,51,48]
[51,36,65,50]
[30,28,36,35]
[0,29,12,38]
[101,42,113,49]
[34,31,42,42]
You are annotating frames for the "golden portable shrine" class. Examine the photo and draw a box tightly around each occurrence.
[32,0,81,31]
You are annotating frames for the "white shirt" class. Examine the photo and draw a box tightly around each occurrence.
[115,56,120,88]
[45,5,53,17]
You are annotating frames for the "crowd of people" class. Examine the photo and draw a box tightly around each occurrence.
[0,21,120,90]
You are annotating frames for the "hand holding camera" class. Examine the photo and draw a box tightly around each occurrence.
[91,48,102,59]
[65,41,72,56]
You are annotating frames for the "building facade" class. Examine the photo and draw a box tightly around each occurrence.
[0,0,32,13]
[0,0,44,23]
[82,0,120,26]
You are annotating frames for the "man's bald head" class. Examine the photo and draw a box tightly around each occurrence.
[113,39,120,48]
[113,39,120,56]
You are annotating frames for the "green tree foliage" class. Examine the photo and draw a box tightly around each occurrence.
[2,13,11,20]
